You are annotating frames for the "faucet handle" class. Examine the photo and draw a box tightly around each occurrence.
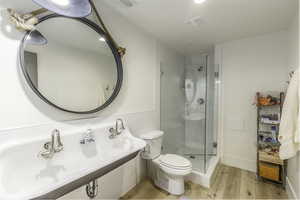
[52,129,60,135]
[116,119,125,130]
[116,119,125,135]
[52,129,63,152]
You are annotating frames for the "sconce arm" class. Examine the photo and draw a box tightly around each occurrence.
[89,0,126,57]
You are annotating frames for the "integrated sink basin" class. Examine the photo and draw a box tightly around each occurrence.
[0,122,146,200]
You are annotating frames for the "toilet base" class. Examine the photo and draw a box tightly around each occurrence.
[154,168,185,195]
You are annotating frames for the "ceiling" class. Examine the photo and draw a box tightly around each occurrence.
[2,0,298,55]
[101,0,298,55]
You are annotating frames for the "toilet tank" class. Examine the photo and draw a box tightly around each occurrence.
[140,130,164,160]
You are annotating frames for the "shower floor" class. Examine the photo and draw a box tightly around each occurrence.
[183,155,214,173]
[177,147,216,173]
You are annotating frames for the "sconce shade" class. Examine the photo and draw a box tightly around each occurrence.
[32,0,92,18]
[25,30,48,45]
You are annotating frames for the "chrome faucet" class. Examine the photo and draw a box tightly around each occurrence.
[39,129,64,159]
[80,129,95,144]
[109,119,125,139]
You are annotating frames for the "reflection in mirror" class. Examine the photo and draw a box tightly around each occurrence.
[25,30,48,45]
[23,16,119,113]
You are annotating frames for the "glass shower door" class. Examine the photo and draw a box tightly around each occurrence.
[160,62,185,155]
[204,60,219,171]
[184,63,207,173]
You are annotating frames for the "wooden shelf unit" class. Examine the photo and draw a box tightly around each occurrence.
[256,92,286,187]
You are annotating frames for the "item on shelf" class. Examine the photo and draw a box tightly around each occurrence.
[258,95,280,106]
[273,148,279,153]
[259,131,272,134]
[261,114,279,121]
[260,114,280,124]
[263,136,277,144]
[258,141,279,153]
[259,151,283,165]
[259,162,281,182]
[270,126,278,141]
[258,141,280,151]
[264,147,272,153]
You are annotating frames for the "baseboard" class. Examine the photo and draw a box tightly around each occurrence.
[209,161,221,187]
[222,155,256,172]
[286,177,298,199]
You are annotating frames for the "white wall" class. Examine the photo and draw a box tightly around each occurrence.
[286,12,300,199]
[0,1,184,199]
[215,31,289,172]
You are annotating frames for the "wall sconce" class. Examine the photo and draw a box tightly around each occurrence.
[7,0,126,56]
[32,0,92,18]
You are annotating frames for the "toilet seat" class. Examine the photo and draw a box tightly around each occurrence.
[153,154,192,176]
[159,154,192,170]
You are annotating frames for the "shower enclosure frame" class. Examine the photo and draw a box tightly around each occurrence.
[160,53,219,179]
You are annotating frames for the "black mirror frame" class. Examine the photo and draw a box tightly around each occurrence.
[19,14,123,114]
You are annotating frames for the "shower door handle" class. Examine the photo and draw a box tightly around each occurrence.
[197,98,205,105]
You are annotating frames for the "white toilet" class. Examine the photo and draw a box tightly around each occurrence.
[140,130,192,195]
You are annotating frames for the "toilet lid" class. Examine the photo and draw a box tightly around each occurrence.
[159,154,191,168]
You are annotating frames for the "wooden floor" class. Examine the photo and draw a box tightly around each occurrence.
[121,165,288,199]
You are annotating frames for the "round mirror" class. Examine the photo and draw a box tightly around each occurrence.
[20,14,123,114]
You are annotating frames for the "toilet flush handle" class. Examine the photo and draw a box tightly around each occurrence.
[144,144,151,154]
